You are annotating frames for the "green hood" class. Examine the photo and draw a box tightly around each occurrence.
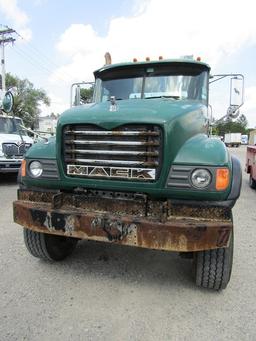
[58,99,206,129]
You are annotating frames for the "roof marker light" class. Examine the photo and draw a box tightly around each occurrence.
[196,56,201,61]
[146,57,150,61]
[159,56,163,60]
[133,58,138,62]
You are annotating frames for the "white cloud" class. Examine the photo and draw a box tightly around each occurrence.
[0,0,32,41]
[54,0,256,74]
[57,24,105,57]
[243,87,256,127]
[50,0,256,125]
[244,87,256,111]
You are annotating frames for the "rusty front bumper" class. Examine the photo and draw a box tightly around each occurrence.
[13,190,233,252]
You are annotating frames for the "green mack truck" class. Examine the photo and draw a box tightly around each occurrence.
[13,55,244,290]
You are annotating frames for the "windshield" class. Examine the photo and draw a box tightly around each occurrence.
[0,117,27,135]
[94,65,208,103]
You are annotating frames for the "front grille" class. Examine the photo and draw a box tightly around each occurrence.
[63,124,162,181]
[0,161,21,169]
[2,143,31,157]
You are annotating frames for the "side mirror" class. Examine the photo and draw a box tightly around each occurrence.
[227,75,244,119]
[74,85,81,106]
[230,76,244,106]
[70,82,95,107]
[2,91,14,113]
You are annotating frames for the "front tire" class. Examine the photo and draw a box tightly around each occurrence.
[194,230,233,290]
[23,228,78,261]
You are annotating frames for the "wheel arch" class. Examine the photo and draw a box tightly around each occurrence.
[227,155,242,201]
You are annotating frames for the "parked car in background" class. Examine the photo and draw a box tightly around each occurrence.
[241,134,248,145]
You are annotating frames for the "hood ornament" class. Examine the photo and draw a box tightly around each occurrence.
[109,96,117,112]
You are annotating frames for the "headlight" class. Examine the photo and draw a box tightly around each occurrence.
[29,161,43,178]
[191,169,211,188]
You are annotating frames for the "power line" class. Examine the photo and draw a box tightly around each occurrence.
[11,45,57,78]
[1,26,74,84]
[15,31,74,80]
[12,44,69,83]
[10,41,75,85]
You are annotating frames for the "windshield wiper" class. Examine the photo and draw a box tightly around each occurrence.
[145,95,180,100]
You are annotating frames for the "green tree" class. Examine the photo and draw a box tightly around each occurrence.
[6,73,50,128]
[214,114,248,135]
[236,114,248,130]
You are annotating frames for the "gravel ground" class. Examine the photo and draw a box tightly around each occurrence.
[0,146,256,341]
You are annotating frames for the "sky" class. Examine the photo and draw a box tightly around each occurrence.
[0,0,256,127]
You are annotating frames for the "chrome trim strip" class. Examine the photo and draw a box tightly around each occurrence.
[65,158,158,167]
[65,130,159,136]
[65,149,159,156]
[65,140,159,146]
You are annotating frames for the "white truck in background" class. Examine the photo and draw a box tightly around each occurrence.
[224,133,241,147]
[0,91,33,173]
[0,116,33,173]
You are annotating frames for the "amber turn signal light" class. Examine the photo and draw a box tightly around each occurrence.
[216,168,229,191]
[21,159,26,177]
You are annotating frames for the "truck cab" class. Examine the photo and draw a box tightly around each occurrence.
[13,57,243,290]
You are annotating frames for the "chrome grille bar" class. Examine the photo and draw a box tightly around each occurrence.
[65,149,159,156]
[65,130,159,136]
[65,140,159,146]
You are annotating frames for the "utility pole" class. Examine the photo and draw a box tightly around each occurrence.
[0,27,16,93]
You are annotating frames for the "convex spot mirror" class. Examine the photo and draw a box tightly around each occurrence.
[227,105,240,119]
[1,91,14,113]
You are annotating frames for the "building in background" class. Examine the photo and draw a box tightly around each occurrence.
[36,113,58,134]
